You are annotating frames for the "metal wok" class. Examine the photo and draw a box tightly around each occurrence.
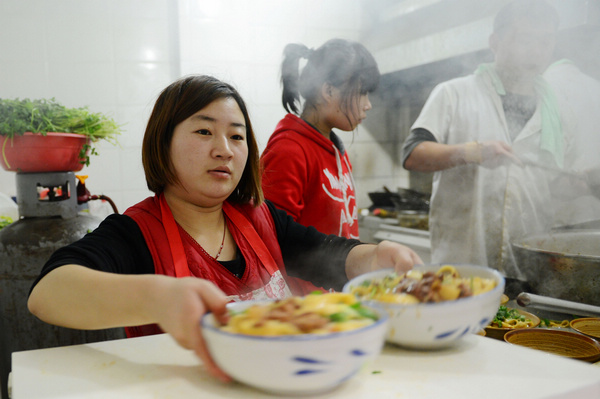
[511,230,600,306]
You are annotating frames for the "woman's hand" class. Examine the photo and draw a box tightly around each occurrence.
[369,240,424,274]
[28,266,233,381]
[151,277,231,382]
[345,241,423,279]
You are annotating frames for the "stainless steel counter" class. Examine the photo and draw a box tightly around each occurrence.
[359,215,431,262]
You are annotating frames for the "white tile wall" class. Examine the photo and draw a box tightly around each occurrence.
[0,0,177,212]
[0,0,401,215]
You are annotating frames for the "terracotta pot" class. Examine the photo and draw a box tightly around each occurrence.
[0,132,89,173]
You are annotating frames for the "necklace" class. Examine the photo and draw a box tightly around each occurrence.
[214,218,227,260]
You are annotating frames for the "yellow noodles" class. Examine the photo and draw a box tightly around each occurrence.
[350,265,496,304]
[221,293,377,336]
[497,318,534,328]
[547,319,570,328]
[490,306,534,329]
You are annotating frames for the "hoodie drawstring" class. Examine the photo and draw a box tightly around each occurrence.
[333,144,356,236]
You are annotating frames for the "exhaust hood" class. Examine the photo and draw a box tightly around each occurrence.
[362,0,600,75]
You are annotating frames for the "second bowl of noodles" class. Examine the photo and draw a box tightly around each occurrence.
[343,264,505,349]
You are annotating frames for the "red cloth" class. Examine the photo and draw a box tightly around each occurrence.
[123,196,303,338]
[261,114,359,239]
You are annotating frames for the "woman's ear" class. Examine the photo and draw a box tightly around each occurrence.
[321,83,336,104]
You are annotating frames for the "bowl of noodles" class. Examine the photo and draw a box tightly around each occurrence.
[343,264,505,349]
[484,306,541,340]
[201,292,388,395]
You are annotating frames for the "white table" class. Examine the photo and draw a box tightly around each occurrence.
[11,333,600,398]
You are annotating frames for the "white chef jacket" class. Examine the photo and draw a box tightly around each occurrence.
[412,71,565,279]
[544,60,600,226]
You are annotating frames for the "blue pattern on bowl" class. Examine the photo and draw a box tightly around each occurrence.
[293,356,329,364]
[295,369,325,375]
[435,328,458,339]
[457,326,471,338]
[293,349,370,376]
[435,324,478,341]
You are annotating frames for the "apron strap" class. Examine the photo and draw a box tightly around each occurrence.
[222,202,279,276]
[159,194,191,277]
[160,195,279,278]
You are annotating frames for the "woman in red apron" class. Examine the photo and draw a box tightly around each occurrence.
[28,75,422,382]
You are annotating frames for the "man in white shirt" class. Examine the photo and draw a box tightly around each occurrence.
[402,0,568,287]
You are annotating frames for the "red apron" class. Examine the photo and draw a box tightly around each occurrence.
[124,195,321,337]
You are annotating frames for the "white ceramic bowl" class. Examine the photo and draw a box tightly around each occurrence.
[343,264,505,349]
[201,299,389,395]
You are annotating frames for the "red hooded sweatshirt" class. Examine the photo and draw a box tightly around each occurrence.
[261,114,359,239]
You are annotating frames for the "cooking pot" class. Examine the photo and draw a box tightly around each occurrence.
[511,230,600,306]
[585,166,600,199]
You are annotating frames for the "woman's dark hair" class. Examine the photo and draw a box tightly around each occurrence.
[281,38,380,118]
[493,0,559,37]
[142,74,263,206]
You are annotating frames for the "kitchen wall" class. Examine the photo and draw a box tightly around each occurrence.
[0,0,402,215]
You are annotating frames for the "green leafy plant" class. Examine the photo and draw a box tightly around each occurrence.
[0,98,122,167]
[0,216,13,230]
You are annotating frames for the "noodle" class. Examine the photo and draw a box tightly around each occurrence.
[491,306,534,329]
[350,265,496,304]
[220,293,377,336]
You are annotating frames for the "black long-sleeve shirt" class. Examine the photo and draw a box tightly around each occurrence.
[30,201,362,294]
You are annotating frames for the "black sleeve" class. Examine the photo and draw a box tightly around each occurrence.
[29,214,154,295]
[264,200,363,291]
[401,128,437,167]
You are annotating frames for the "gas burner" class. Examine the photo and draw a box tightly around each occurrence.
[16,172,78,219]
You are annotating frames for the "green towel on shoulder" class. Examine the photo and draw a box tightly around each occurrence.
[475,63,564,168]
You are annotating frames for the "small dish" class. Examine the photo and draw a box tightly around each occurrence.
[504,328,600,363]
[484,309,540,341]
[570,318,600,340]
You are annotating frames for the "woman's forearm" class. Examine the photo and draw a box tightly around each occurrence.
[28,265,165,330]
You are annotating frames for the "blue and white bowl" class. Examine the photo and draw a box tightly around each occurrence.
[343,264,505,349]
[201,299,389,395]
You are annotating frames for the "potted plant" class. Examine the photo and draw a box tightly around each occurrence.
[0,98,122,172]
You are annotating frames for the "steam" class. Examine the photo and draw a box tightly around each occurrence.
[362,1,600,294]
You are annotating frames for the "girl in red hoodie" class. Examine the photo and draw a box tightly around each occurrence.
[261,38,380,240]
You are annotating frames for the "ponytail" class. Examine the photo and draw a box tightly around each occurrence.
[279,39,380,117]
[281,43,312,114]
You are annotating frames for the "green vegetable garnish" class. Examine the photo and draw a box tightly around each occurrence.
[354,306,379,321]
[0,216,13,230]
[541,318,550,327]
[492,305,526,327]
[349,302,379,321]
[329,312,349,322]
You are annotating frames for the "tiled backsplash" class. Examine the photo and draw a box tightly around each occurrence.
[0,0,407,214]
